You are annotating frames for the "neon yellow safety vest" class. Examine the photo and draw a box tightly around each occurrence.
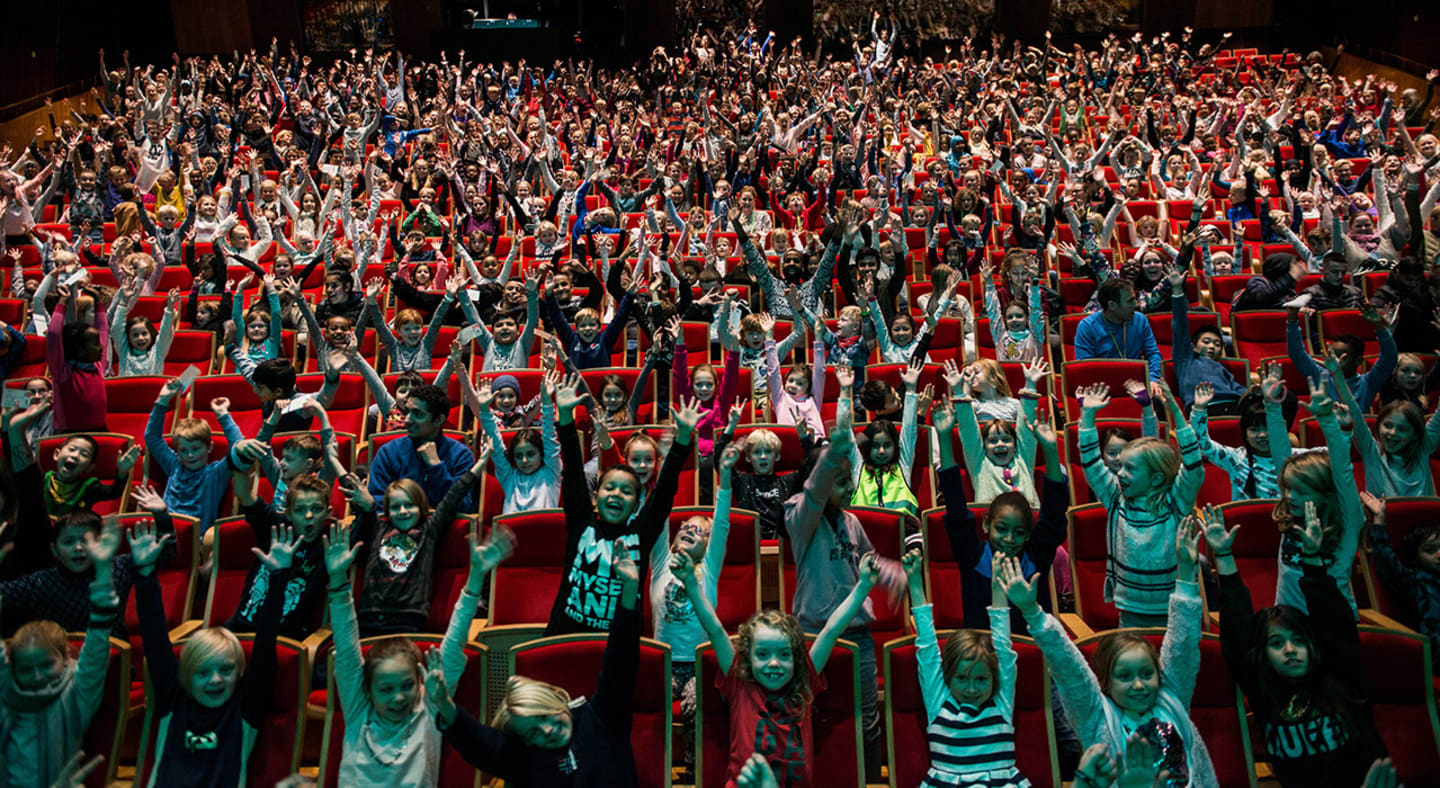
[851,464,918,516]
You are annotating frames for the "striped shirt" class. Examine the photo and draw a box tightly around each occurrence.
[1079,423,1204,617]
[914,605,1029,788]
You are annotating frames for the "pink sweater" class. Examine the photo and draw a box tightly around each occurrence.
[672,346,740,456]
[47,301,108,433]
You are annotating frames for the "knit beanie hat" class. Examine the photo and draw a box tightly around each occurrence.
[491,374,520,396]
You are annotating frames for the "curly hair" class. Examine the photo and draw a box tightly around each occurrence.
[735,610,815,714]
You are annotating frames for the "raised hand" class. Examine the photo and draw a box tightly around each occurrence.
[941,358,964,390]
[674,395,703,438]
[1031,417,1057,450]
[474,378,495,409]
[553,373,585,413]
[1261,361,1286,403]
[1360,491,1386,524]
[996,555,1040,615]
[1176,513,1201,579]
[834,364,854,390]
[337,473,373,511]
[210,397,231,418]
[116,445,142,475]
[253,522,303,571]
[1075,383,1111,412]
[1296,376,1333,417]
[83,517,124,565]
[1296,500,1324,559]
[127,519,174,570]
[322,519,363,578]
[1022,357,1048,388]
[422,647,457,725]
[1197,503,1239,556]
[1192,382,1215,408]
[899,358,923,390]
[668,550,696,583]
[470,524,516,580]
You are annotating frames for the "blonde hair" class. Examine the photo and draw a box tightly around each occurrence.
[173,417,214,444]
[574,307,601,325]
[179,627,245,693]
[492,675,572,730]
[743,428,782,453]
[9,620,69,663]
[969,359,1011,398]
[839,305,862,322]
[1117,437,1180,503]
[941,629,998,690]
[156,204,180,221]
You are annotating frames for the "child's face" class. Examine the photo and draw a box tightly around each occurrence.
[601,384,626,414]
[52,439,96,481]
[492,317,518,345]
[626,445,656,485]
[742,329,764,350]
[747,443,777,476]
[946,659,996,707]
[1396,360,1426,392]
[748,623,796,693]
[784,371,808,398]
[128,324,155,353]
[493,387,518,412]
[1264,622,1310,681]
[1107,645,1160,715]
[397,320,425,346]
[1193,332,1223,360]
[288,491,331,540]
[1211,255,1234,275]
[25,380,51,406]
[837,313,859,338]
[512,439,543,475]
[189,652,240,708]
[986,509,1029,557]
[325,278,349,305]
[1115,449,1155,497]
[1378,412,1416,456]
[325,318,353,348]
[672,518,709,562]
[692,370,716,402]
[1245,423,1271,456]
[537,227,558,245]
[890,319,914,346]
[386,488,421,530]
[1417,534,1440,575]
[596,471,640,524]
[368,654,420,723]
[10,644,64,691]
[272,258,294,279]
[576,316,601,344]
[197,305,219,325]
[176,437,210,471]
[246,317,270,344]
[1004,305,1028,333]
[51,525,94,573]
[280,446,316,482]
[509,710,573,749]
[984,427,1016,467]
[868,431,896,466]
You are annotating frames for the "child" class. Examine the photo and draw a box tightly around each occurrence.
[720,309,806,405]
[363,277,456,373]
[952,358,1050,507]
[298,285,366,376]
[544,271,638,369]
[5,423,139,516]
[473,377,560,514]
[426,554,644,784]
[111,286,180,377]
[1213,501,1387,786]
[225,352,343,434]
[224,456,344,639]
[649,444,738,775]
[230,273,284,365]
[903,547,1030,787]
[146,381,244,535]
[812,303,872,386]
[785,415,906,779]
[959,359,1022,424]
[0,516,119,787]
[471,273,540,372]
[235,399,341,514]
[1272,377,1366,615]
[837,361,920,516]
[1326,349,1440,496]
[1366,492,1440,670]
[674,334,742,459]
[713,409,816,541]
[46,283,109,433]
[764,326,827,435]
[1077,382,1202,628]
[1000,518,1218,786]
[133,514,290,785]
[675,544,880,786]
[1377,352,1432,409]
[0,486,172,638]
[321,518,513,786]
[982,263,1046,362]
[1191,369,1292,500]
[934,391,1069,633]
[545,376,699,635]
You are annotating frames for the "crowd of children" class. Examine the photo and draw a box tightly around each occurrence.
[0,15,1438,788]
